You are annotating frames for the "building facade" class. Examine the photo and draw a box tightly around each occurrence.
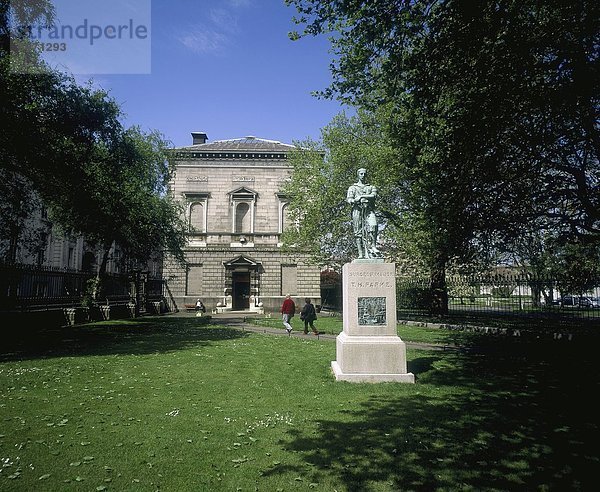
[0,187,138,276]
[163,133,321,313]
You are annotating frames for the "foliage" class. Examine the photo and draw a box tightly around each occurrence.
[490,285,516,298]
[282,109,406,268]
[320,269,340,286]
[81,277,100,308]
[396,286,431,311]
[286,0,600,310]
[48,125,188,274]
[507,230,600,298]
[0,169,49,262]
[0,1,187,273]
[549,239,600,295]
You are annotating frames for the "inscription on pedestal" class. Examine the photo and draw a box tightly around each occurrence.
[333,261,415,383]
[358,297,386,325]
[342,262,397,336]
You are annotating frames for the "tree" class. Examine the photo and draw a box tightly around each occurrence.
[286,0,600,313]
[48,126,187,278]
[283,110,405,269]
[0,169,49,263]
[1,0,123,267]
[0,0,188,298]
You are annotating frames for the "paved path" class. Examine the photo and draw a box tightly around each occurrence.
[176,310,452,351]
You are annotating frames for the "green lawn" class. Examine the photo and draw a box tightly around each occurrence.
[1,314,598,491]
[249,315,496,345]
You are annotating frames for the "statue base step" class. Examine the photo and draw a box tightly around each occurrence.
[331,332,415,383]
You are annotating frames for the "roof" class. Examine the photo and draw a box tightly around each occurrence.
[176,136,296,152]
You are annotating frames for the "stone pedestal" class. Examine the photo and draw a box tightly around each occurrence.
[331,261,414,383]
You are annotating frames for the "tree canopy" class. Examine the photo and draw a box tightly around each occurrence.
[0,0,187,273]
[286,0,600,310]
[283,110,396,266]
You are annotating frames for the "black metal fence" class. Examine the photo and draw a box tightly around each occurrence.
[397,274,600,322]
[0,262,172,313]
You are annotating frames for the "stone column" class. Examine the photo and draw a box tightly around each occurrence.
[331,260,414,383]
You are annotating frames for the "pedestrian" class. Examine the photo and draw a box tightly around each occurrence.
[195,298,206,314]
[300,298,319,335]
[280,294,296,335]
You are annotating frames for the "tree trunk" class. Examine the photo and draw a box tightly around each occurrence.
[93,242,112,302]
[429,257,448,315]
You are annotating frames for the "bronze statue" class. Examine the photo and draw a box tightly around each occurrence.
[346,168,381,259]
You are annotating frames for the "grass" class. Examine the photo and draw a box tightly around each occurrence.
[249,315,508,346]
[397,309,600,335]
[1,313,598,491]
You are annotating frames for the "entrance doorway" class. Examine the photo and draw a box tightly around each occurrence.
[232,272,250,310]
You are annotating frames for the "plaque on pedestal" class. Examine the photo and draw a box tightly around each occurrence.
[331,261,415,383]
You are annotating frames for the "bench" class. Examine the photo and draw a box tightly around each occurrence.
[184,304,197,312]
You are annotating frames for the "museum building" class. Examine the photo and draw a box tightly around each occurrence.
[162,133,321,313]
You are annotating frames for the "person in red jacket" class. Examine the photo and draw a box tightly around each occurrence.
[280,294,296,335]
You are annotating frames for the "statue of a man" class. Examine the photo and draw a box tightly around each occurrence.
[346,168,381,259]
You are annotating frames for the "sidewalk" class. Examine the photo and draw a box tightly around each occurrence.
[179,310,451,351]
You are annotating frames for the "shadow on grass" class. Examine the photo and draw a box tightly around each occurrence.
[271,339,600,491]
[0,315,249,362]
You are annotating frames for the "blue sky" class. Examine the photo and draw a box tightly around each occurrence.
[44,0,349,148]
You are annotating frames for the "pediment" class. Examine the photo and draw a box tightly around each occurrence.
[228,186,258,197]
[223,255,261,268]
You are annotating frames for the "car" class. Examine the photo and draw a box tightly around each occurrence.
[579,296,600,308]
[559,296,579,307]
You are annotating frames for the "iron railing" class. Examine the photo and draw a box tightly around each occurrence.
[0,262,171,313]
[396,274,600,321]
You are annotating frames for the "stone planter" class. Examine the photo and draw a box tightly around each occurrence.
[89,305,111,321]
[99,305,111,320]
[127,302,136,318]
[64,307,76,326]
[63,307,90,326]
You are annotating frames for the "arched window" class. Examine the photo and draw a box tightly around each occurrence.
[189,202,204,232]
[182,193,209,233]
[277,194,294,235]
[282,203,294,232]
[228,187,257,234]
[235,202,251,233]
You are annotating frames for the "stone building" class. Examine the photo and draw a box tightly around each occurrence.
[0,187,139,276]
[163,133,321,313]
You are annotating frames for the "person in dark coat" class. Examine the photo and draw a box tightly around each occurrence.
[300,298,318,335]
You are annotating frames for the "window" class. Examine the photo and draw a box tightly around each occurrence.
[281,264,297,295]
[186,264,203,295]
[235,202,251,233]
[183,193,210,233]
[277,194,293,234]
[189,202,204,232]
[228,187,258,234]
[282,203,294,232]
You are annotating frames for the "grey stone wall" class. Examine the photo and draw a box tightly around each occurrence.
[164,141,321,313]
[163,248,321,313]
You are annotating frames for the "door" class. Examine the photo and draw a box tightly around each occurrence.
[232,272,250,310]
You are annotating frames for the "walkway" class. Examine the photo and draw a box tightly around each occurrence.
[176,310,451,351]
